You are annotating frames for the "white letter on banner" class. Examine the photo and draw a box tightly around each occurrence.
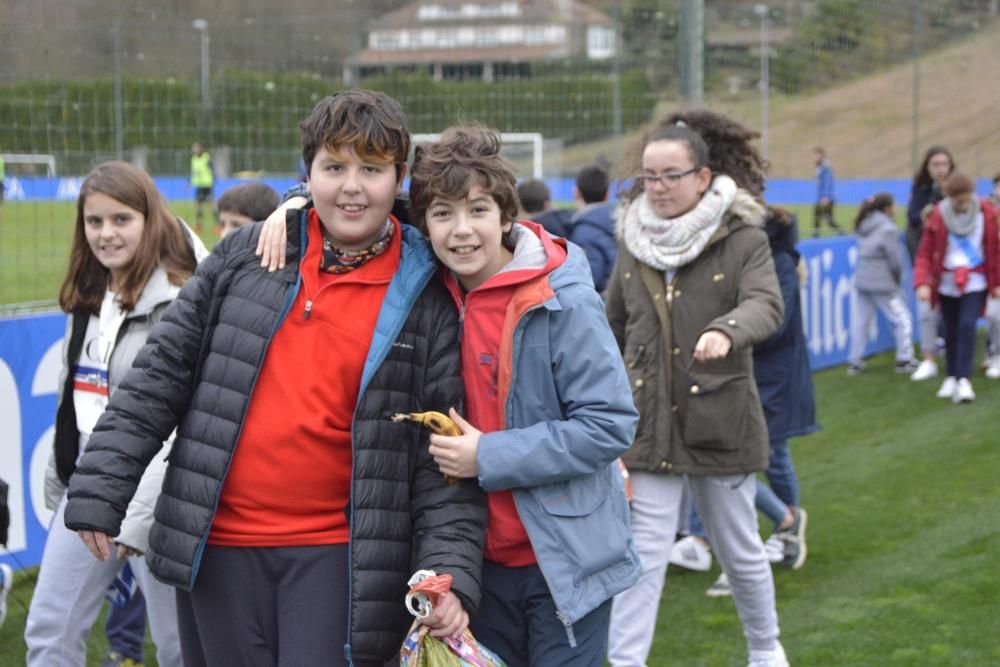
[821,250,834,353]
[56,177,83,201]
[0,359,26,551]
[30,340,63,530]
[7,177,25,200]
[809,255,822,356]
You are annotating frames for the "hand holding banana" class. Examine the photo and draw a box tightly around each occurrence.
[392,408,481,480]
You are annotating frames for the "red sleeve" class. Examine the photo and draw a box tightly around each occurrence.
[913,209,941,288]
[983,201,1000,291]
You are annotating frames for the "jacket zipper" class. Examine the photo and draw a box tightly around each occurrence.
[343,238,436,664]
[303,281,336,320]
[662,270,681,471]
[190,213,306,588]
[504,301,579,647]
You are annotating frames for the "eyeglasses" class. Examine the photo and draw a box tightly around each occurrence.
[636,167,701,188]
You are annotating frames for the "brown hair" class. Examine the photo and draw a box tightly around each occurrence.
[618,109,766,205]
[300,89,409,180]
[58,161,196,314]
[854,192,895,229]
[516,178,551,214]
[217,182,280,222]
[912,145,955,188]
[408,125,520,233]
[942,171,975,198]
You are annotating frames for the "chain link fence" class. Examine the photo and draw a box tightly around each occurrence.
[2,0,999,308]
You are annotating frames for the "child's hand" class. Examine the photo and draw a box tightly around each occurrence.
[916,285,932,302]
[418,590,469,639]
[255,196,307,271]
[78,530,114,561]
[428,408,481,479]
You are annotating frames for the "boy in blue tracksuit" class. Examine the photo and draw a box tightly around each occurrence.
[408,125,640,667]
[813,146,842,236]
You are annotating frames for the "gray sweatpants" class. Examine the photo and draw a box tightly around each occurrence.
[849,290,914,365]
[917,299,940,358]
[24,495,181,667]
[608,472,779,666]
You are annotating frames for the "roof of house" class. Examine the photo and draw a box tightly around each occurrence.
[354,43,560,66]
[370,0,612,31]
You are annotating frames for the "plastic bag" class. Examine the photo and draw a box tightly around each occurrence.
[399,571,507,667]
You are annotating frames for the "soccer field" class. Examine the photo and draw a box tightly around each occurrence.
[0,200,896,310]
[0,201,215,308]
[0,348,996,665]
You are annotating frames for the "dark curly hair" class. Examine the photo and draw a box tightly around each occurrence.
[408,124,520,233]
[618,109,767,204]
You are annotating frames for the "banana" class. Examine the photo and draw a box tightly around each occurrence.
[391,411,462,484]
[390,410,463,436]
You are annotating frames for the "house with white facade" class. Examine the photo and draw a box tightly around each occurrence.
[344,0,617,82]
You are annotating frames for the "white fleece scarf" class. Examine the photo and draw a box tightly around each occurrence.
[940,195,981,237]
[623,174,737,270]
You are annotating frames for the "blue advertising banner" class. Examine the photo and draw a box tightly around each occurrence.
[0,312,66,571]
[2,175,994,205]
[797,234,917,369]
[0,234,915,571]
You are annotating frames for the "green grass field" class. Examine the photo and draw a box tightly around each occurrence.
[0,200,902,309]
[1,348,997,666]
[0,201,220,309]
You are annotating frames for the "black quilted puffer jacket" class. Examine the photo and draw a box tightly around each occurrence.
[65,209,486,664]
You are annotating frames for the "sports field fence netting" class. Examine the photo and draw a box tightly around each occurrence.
[2,0,1000,309]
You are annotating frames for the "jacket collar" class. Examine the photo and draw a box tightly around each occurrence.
[129,266,180,318]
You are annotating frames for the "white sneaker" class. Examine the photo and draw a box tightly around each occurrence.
[911,359,939,381]
[953,378,975,403]
[748,642,789,667]
[0,563,12,628]
[763,534,785,563]
[669,535,712,571]
[986,357,1000,380]
[935,376,957,399]
[705,572,732,597]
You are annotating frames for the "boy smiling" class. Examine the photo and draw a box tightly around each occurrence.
[409,126,640,667]
[65,90,486,666]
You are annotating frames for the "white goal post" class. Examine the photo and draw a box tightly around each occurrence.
[0,153,57,177]
[411,132,543,180]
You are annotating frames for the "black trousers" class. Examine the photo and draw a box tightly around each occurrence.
[176,543,356,667]
[813,200,842,235]
[469,560,612,667]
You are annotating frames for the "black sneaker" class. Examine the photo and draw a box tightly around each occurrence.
[776,507,808,570]
[846,363,865,376]
[895,359,919,374]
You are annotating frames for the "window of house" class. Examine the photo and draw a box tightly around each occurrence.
[587,26,615,59]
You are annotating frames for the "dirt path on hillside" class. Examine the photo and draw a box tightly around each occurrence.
[558,20,1000,179]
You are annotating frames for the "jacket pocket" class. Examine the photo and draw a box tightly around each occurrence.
[682,371,750,451]
[533,468,632,582]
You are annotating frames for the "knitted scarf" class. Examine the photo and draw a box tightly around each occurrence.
[622,174,737,271]
[939,196,981,237]
[312,209,395,274]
